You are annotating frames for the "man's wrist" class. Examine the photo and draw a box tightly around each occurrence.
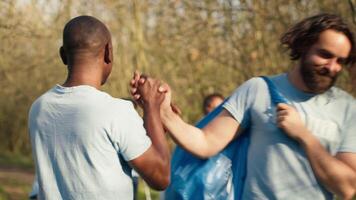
[161,108,177,125]
[143,102,160,113]
[296,128,317,148]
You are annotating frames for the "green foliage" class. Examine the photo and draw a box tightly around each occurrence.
[0,152,34,169]
[0,1,355,199]
[137,179,160,200]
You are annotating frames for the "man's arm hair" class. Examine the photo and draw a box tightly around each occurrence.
[161,109,240,159]
[276,103,356,199]
[298,132,356,199]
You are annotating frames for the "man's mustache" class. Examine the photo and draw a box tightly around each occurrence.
[314,65,338,78]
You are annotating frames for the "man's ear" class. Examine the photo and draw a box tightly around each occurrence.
[104,43,112,64]
[59,47,67,65]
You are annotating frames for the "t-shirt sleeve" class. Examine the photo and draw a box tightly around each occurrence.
[338,104,356,153]
[112,102,152,161]
[223,77,261,129]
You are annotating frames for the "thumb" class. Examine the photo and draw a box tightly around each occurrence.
[158,83,170,93]
[171,103,182,116]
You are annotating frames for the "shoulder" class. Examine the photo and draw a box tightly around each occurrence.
[106,97,142,123]
[243,76,267,87]
[230,76,269,96]
[328,87,356,120]
[328,87,355,110]
[29,87,56,114]
[109,97,137,114]
[329,87,355,102]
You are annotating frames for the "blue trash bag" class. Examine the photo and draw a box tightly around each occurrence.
[165,76,288,200]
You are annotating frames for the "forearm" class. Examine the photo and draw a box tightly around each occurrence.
[144,106,169,159]
[143,105,170,186]
[161,110,213,158]
[298,131,356,199]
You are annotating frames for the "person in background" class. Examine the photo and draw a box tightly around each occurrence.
[203,93,224,115]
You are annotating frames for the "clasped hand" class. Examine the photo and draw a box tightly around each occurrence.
[130,71,180,115]
[276,103,309,141]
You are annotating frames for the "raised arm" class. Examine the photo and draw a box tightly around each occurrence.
[129,78,170,190]
[131,73,241,159]
[161,104,240,159]
[276,103,356,199]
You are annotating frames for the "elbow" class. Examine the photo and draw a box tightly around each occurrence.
[151,175,171,191]
[194,153,212,160]
[341,173,356,200]
[190,146,217,160]
[157,166,171,190]
[147,171,171,191]
[146,162,171,191]
[340,189,355,200]
[337,180,356,200]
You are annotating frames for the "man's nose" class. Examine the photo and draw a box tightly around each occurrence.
[326,58,342,75]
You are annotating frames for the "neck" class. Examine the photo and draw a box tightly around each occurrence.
[62,63,102,89]
[287,65,311,93]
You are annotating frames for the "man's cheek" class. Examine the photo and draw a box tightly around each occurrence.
[310,55,329,67]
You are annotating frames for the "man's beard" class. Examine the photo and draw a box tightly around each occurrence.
[300,58,338,94]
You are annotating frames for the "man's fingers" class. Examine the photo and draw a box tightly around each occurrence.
[138,76,147,85]
[158,83,169,93]
[133,94,141,100]
[134,70,141,80]
[276,103,290,111]
[158,86,166,93]
[130,87,137,95]
[133,71,141,87]
[130,79,136,87]
[276,115,285,122]
[171,103,182,115]
[277,110,288,116]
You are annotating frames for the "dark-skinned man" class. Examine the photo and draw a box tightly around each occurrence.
[28,16,170,200]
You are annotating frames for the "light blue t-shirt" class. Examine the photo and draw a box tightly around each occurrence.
[28,85,151,200]
[223,73,356,200]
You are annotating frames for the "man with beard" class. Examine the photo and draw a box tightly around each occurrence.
[131,13,356,199]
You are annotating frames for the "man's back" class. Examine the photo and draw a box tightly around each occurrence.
[29,84,151,200]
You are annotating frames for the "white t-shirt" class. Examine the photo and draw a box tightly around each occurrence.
[223,74,356,200]
[28,84,151,200]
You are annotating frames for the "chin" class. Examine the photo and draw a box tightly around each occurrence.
[306,81,334,94]
[309,87,330,94]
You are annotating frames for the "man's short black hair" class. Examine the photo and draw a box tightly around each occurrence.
[62,15,111,56]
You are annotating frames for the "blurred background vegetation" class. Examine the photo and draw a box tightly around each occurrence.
[0,0,355,199]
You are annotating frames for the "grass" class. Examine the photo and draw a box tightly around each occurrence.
[0,152,34,200]
[1,152,353,200]
[0,152,161,200]
[0,151,34,170]
[0,187,9,200]
[0,171,32,200]
[137,179,161,200]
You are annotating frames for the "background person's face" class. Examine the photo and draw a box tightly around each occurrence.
[300,29,351,93]
[205,97,224,114]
